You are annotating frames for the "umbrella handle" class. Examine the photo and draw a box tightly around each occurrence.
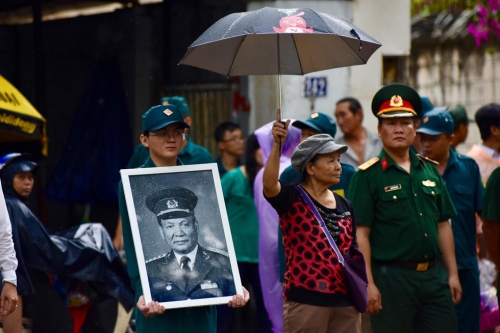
[279,120,286,157]
[350,29,363,51]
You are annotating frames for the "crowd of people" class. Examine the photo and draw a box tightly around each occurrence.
[1,85,500,333]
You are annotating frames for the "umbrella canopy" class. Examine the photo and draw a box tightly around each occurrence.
[179,7,382,76]
[0,75,47,156]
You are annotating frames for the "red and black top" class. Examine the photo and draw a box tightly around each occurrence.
[266,184,357,307]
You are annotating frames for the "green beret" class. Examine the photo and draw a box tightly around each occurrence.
[371,83,422,119]
[145,187,198,222]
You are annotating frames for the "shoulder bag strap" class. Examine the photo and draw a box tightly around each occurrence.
[296,186,345,266]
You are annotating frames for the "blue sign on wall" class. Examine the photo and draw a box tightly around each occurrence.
[304,77,327,97]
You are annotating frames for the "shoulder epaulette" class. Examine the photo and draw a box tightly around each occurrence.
[145,252,168,264]
[205,247,229,257]
[418,155,439,165]
[358,157,379,171]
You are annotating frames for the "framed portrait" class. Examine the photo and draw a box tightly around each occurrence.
[120,163,242,309]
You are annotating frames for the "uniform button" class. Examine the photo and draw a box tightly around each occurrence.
[425,255,428,259]
[420,213,423,216]
[393,195,397,200]
[431,191,435,195]
[424,233,428,237]
[414,193,417,197]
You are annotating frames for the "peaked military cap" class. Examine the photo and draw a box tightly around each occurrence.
[142,104,190,134]
[417,110,454,135]
[145,187,198,222]
[292,112,337,138]
[371,83,422,119]
[420,97,448,116]
[160,96,190,117]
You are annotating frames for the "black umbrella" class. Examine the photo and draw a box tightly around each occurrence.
[180,7,381,101]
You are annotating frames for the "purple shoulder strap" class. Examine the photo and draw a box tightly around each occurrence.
[296,186,345,266]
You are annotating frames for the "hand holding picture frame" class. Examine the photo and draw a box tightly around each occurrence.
[120,163,242,309]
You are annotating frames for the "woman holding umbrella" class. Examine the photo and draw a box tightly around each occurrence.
[262,110,361,333]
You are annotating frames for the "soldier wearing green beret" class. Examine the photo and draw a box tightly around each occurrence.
[118,104,248,333]
[348,84,461,332]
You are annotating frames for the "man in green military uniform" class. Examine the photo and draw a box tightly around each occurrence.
[118,104,248,333]
[348,84,461,332]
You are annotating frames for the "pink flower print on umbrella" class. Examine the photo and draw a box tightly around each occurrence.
[273,12,313,33]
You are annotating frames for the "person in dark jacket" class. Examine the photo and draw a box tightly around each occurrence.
[0,153,134,333]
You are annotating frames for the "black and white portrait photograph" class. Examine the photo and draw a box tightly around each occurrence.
[120,164,242,309]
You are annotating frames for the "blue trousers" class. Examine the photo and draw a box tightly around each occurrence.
[456,268,480,333]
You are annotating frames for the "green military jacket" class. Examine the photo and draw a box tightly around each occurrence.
[118,156,216,333]
[348,149,456,262]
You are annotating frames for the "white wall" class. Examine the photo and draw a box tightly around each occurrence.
[414,49,500,154]
[247,0,411,136]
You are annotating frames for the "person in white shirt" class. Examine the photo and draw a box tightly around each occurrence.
[0,180,19,330]
[466,103,500,184]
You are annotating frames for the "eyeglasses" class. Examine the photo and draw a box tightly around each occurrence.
[149,131,186,140]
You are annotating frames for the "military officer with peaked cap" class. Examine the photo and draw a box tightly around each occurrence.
[348,83,461,333]
[145,187,236,302]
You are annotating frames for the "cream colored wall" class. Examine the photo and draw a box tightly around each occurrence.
[414,49,500,154]
[351,0,411,133]
[247,0,411,136]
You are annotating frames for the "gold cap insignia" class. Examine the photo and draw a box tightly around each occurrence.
[423,116,429,124]
[389,95,403,107]
[311,112,319,118]
[162,100,169,106]
[422,180,436,187]
[164,109,173,116]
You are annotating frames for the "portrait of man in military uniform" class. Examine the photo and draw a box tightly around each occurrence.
[144,186,236,303]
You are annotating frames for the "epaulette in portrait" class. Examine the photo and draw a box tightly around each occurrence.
[418,154,439,165]
[145,252,168,264]
[205,247,229,257]
[358,157,379,171]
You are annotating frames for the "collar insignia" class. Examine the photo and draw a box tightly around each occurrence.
[164,109,173,116]
[167,199,178,209]
[384,184,402,192]
[422,180,436,187]
[389,95,403,107]
[381,157,388,170]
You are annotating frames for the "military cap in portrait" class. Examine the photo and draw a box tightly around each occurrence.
[145,187,198,221]
[371,83,422,119]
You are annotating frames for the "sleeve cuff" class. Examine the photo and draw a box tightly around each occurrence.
[2,270,17,286]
